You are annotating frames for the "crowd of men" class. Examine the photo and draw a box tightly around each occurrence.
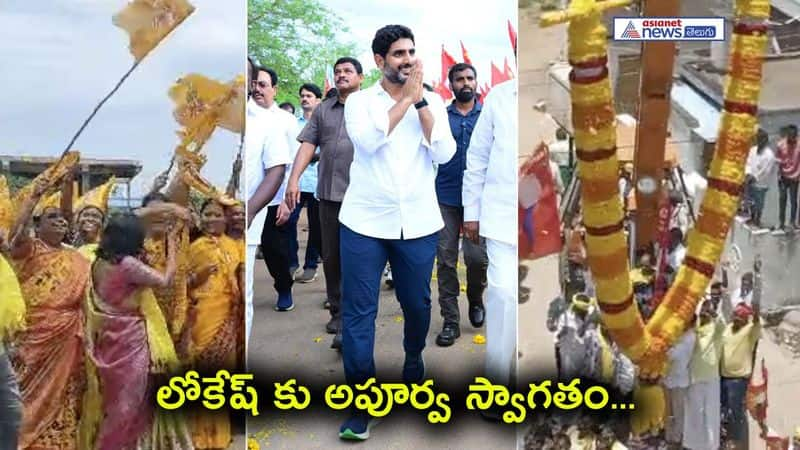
[247,24,517,441]
[548,132,781,449]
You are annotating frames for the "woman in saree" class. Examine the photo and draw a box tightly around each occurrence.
[89,212,193,449]
[187,199,243,449]
[225,201,245,368]
[8,179,91,449]
[141,191,192,348]
[71,177,116,261]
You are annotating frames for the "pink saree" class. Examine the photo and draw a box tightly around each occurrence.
[90,256,156,450]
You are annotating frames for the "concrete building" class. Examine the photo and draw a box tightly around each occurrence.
[0,154,142,210]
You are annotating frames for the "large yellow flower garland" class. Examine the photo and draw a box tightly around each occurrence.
[542,0,769,432]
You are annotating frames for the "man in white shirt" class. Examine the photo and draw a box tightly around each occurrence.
[462,77,517,402]
[664,324,697,446]
[247,65,298,316]
[336,25,456,441]
[745,129,777,228]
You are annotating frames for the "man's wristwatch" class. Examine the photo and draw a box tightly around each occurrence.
[414,99,428,110]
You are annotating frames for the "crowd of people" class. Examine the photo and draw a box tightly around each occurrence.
[548,131,779,448]
[741,125,800,232]
[0,153,244,449]
[247,24,517,440]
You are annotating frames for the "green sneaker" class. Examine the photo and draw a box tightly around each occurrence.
[338,413,379,441]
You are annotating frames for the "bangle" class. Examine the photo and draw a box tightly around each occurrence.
[414,99,428,110]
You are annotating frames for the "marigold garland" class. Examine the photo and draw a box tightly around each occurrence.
[542,0,769,432]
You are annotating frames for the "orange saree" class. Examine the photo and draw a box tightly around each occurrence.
[12,239,90,449]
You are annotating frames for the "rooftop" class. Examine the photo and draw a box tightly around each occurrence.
[0,154,142,179]
[681,55,800,112]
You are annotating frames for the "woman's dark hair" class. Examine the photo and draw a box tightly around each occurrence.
[371,25,414,58]
[96,213,146,264]
[190,198,221,242]
[142,191,169,207]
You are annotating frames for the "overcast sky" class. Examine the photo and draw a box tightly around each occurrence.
[321,0,518,88]
[0,0,245,197]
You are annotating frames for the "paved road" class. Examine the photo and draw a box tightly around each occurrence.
[247,215,516,449]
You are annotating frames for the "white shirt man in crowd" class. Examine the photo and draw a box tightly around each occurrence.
[462,76,517,419]
[663,321,696,447]
[336,25,455,441]
[248,66,299,313]
[745,129,777,228]
[245,66,294,345]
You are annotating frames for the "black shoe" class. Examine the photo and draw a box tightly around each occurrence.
[402,353,425,384]
[479,405,504,422]
[468,303,485,328]
[435,323,461,347]
[326,316,341,334]
[331,331,342,351]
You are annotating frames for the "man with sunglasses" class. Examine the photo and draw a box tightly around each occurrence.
[249,65,299,313]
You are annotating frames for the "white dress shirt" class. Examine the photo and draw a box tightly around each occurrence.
[340,83,456,239]
[462,79,517,245]
[745,145,777,189]
[245,99,292,242]
[663,329,696,389]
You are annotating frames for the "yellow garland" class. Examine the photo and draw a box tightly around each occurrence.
[542,0,769,434]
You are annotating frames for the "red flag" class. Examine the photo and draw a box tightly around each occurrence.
[460,41,472,65]
[478,83,491,104]
[433,80,453,101]
[441,45,457,83]
[491,61,510,86]
[519,143,561,260]
[508,19,517,52]
[503,57,514,79]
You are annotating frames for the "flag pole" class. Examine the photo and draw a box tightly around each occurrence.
[60,60,142,157]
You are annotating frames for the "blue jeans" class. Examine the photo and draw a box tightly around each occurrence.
[340,225,437,385]
[287,192,321,270]
[721,377,749,444]
[0,351,21,450]
[748,185,768,224]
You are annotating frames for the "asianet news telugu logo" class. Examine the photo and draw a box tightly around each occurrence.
[613,17,725,41]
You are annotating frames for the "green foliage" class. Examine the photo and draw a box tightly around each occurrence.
[361,68,383,89]
[248,0,360,106]
[2,173,33,194]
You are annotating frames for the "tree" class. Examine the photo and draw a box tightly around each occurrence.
[361,68,383,89]
[248,0,359,106]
